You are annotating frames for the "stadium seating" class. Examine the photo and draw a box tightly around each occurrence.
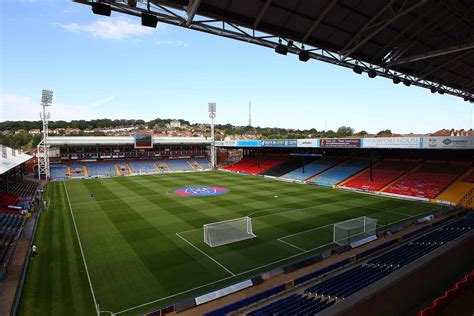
[69,164,86,179]
[86,163,117,177]
[436,167,474,204]
[463,171,474,182]
[193,159,211,170]
[340,160,417,191]
[260,158,313,177]
[0,180,38,198]
[305,265,397,298]
[222,156,288,175]
[417,270,474,316]
[308,159,371,187]
[50,165,69,180]
[298,213,474,303]
[128,161,158,174]
[0,213,25,265]
[280,157,345,181]
[222,158,258,172]
[384,163,468,199]
[247,294,335,316]
[116,162,130,176]
[165,159,195,172]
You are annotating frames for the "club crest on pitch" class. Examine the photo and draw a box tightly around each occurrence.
[174,186,229,197]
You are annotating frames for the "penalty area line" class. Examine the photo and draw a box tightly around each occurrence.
[277,238,306,252]
[175,232,235,276]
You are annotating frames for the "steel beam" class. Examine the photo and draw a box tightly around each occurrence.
[186,0,201,27]
[387,42,474,66]
[341,0,428,61]
[302,0,337,43]
[253,0,272,29]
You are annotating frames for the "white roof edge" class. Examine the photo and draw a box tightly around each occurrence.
[0,145,33,175]
[46,136,211,146]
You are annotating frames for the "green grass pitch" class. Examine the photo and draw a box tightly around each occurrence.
[19,171,444,315]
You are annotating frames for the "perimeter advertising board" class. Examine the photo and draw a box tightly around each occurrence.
[423,137,474,149]
[215,140,237,147]
[362,137,422,149]
[297,139,320,147]
[261,139,297,147]
[320,138,361,148]
[236,140,262,147]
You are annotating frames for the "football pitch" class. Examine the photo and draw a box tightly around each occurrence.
[19,171,444,315]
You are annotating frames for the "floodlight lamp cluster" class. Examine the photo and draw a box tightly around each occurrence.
[41,90,53,105]
[92,1,158,28]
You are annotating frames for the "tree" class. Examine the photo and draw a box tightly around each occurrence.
[354,130,368,137]
[323,130,338,138]
[377,129,392,136]
[337,126,354,137]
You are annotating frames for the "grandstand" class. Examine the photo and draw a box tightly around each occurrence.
[6,0,474,314]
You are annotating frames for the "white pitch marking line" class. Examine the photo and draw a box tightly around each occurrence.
[114,241,335,315]
[175,232,235,276]
[63,181,100,316]
[277,238,306,252]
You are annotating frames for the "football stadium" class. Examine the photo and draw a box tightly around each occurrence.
[1,1,474,316]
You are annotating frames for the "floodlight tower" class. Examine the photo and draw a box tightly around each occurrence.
[208,103,216,169]
[37,90,53,180]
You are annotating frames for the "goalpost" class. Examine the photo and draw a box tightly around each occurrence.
[204,216,256,247]
[333,216,377,246]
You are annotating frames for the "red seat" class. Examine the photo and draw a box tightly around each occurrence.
[384,164,467,199]
[342,161,417,191]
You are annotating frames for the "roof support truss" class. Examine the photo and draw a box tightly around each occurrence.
[72,0,472,100]
[253,0,272,29]
[341,0,428,61]
[387,42,474,66]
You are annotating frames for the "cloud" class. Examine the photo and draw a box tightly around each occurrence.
[58,17,154,40]
[155,40,189,48]
[0,93,120,121]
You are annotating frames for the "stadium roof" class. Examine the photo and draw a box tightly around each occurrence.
[74,0,474,101]
[0,145,33,175]
[47,136,211,146]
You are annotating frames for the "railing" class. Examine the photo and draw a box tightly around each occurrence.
[459,188,474,208]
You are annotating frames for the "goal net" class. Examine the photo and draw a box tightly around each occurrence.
[333,216,377,246]
[204,216,256,247]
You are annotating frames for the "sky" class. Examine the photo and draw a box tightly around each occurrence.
[1,0,473,134]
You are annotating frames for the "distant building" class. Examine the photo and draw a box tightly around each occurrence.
[29,128,41,135]
[431,129,473,137]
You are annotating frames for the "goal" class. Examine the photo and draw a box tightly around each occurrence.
[204,216,256,247]
[333,216,377,246]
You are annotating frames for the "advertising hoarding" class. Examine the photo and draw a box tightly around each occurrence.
[320,138,361,148]
[297,139,320,148]
[236,140,262,147]
[261,139,297,147]
[362,137,422,149]
[423,137,474,149]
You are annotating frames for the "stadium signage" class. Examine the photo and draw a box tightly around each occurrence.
[423,136,473,149]
[296,139,319,147]
[236,140,262,147]
[194,279,253,305]
[261,139,297,147]
[362,137,421,149]
[320,138,361,148]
